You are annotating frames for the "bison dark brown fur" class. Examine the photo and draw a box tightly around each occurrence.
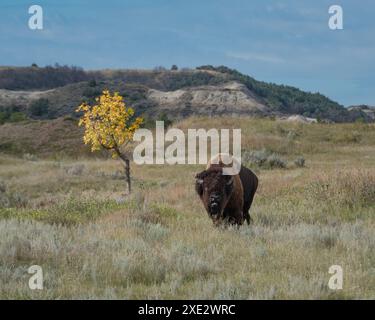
[195,158,258,226]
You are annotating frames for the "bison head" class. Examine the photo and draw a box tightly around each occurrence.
[195,167,234,221]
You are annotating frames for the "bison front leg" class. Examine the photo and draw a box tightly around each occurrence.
[223,208,244,226]
[235,210,245,226]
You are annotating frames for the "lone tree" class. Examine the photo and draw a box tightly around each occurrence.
[29,98,49,117]
[76,90,143,194]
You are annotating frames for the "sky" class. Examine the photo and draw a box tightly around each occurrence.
[1,0,374,106]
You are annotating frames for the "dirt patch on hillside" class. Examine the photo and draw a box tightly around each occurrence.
[147,81,270,118]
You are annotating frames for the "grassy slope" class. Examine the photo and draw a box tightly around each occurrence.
[2,66,367,122]
[0,117,89,157]
[0,117,374,299]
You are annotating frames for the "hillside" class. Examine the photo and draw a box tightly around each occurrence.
[348,105,375,121]
[0,65,372,123]
[0,117,87,157]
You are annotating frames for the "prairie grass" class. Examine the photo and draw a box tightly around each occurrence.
[0,117,374,299]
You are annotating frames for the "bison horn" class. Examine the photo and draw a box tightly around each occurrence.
[226,176,234,185]
[196,178,204,184]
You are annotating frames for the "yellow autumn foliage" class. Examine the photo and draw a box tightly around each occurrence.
[76,90,143,157]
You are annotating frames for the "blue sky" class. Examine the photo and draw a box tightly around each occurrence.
[1,0,374,106]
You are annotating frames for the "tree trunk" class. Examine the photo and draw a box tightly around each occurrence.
[113,146,131,194]
[124,158,131,194]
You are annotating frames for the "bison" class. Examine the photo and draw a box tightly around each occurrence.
[195,154,258,226]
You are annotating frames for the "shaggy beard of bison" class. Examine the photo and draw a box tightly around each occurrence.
[208,193,221,215]
[207,194,235,226]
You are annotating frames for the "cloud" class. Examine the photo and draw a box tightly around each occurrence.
[265,2,288,13]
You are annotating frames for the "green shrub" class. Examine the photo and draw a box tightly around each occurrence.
[82,87,101,98]
[294,156,305,168]
[29,98,49,117]
[0,112,7,124]
[243,149,268,167]
[286,130,298,141]
[243,149,287,169]
[0,180,5,193]
[9,112,27,122]
[88,79,97,87]
[158,112,173,128]
[0,142,15,152]
[23,153,38,161]
[267,153,287,168]
[0,105,26,124]
[0,182,28,208]
[64,164,85,176]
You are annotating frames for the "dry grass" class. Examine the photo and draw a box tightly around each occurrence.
[0,117,374,299]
